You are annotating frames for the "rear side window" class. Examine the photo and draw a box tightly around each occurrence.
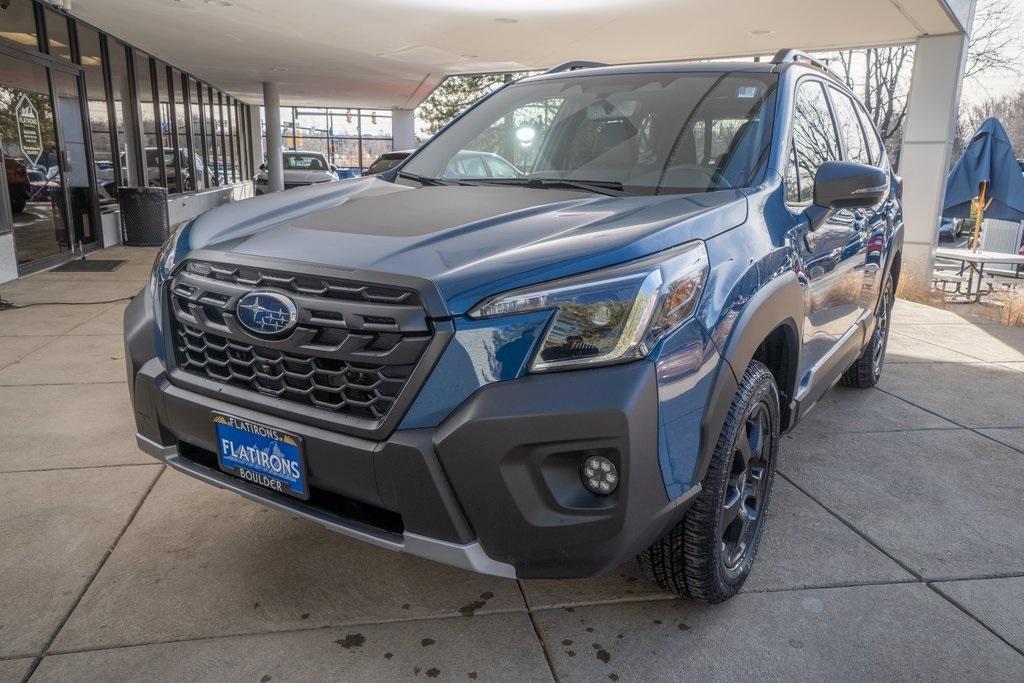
[786,80,841,204]
[828,87,870,165]
[854,105,884,165]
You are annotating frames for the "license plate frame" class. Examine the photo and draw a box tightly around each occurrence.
[213,413,309,501]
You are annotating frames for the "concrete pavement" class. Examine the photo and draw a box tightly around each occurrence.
[1,246,1022,681]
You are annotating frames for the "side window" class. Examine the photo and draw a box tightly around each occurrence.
[854,104,884,166]
[786,80,841,204]
[484,156,520,178]
[828,87,870,165]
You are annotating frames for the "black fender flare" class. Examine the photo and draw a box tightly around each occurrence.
[694,271,803,486]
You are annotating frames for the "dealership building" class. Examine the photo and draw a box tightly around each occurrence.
[0,0,976,285]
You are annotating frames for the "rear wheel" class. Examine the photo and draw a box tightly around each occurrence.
[841,273,894,388]
[638,360,779,602]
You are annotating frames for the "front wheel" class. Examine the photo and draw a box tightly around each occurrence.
[841,274,894,388]
[638,360,780,602]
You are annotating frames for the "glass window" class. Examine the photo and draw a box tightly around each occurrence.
[204,86,218,184]
[405,73,778,193]
[228,97,240,182]
[0,0,39,52]
[44,9,72,63]
[107,41,130,187]
[76,26,115,202]
[171,69,191,190]
[216,92,227,183]
[189,78,206,189]
[154,61,178,191]
[283,152,329,170]
[786,80,841,205]
[828,87,870,165]
[134,51,160,187]
[855,104,883,166]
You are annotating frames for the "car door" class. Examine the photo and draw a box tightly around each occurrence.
[826,85,885,316]
[786,79,864,376]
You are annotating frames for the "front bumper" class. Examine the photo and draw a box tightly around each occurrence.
[126,294,700,579]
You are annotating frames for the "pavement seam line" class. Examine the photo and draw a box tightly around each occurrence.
[42,607,531,658]
[57,301,122,336]
[925,582,1024,659]
[776,471,924,581]
[874,385,1024,457]
[0,337,64,374]
[516,580,561,683]
[22,465,166,681]
[0,462,162,475]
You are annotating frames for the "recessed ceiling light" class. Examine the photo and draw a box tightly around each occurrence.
[750,29,773,36]
[205,0,233,6]
[270,67,288,73]
[494,17,518,23]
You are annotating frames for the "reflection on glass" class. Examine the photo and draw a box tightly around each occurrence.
[0,0,39,52]
[78,26,116,203]
[0,52,71,264]
[264,106,395,172]
[44,8,72,63]
[134,51,160,187]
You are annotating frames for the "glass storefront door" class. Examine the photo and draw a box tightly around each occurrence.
[53,70,97,250]
[0,51,72,267]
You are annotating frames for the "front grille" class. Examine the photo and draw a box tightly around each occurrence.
[168,260,433,423]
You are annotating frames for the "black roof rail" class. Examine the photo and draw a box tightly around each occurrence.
[771,48,840,79]
[545,60,609,74]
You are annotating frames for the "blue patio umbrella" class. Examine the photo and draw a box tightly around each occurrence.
[943,117,1024,250]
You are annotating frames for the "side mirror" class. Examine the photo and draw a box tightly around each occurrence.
[258,163,267,171]
[805,161,888,230]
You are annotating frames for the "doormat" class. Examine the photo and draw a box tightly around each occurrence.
[52,259,126,273]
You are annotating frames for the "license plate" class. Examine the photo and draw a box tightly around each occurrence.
[213,414,308,500]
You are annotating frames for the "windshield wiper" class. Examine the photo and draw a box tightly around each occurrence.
[464,177,625,197]
[397,171,449,186]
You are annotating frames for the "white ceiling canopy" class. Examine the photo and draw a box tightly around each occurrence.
[65,0,965,108]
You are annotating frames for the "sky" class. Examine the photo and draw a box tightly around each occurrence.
[960,0,1024,106]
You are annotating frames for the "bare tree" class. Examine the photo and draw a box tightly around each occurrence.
[828,0,1020,165]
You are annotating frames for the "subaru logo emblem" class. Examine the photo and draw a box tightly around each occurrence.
[236,291,298,336]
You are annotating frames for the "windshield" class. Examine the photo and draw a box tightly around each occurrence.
[283,154,328,171]
[403,71,778,195]
[367,154,407,175]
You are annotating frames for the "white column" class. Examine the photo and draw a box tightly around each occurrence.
[392,109,417,151]
[262,82,284,193]
[897,12,975,288]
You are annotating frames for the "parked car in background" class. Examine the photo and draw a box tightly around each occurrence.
[363,150,412,176]
[938,216,963,241]
[26,168,61,202]
[128,51,903,603]
[255,151,337,194]
[5,157,29,214]
[444,150,523,179]
[332,166,361,180]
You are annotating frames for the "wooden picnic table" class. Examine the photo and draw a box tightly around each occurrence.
[934,246,1024,302]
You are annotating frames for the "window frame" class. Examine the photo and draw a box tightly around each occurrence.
[783,76,843,208]
[824,84,872,168]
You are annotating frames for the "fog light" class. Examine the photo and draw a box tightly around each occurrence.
[581,455,618,495]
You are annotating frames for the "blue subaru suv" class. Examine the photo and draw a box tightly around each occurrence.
[125,50,902,602]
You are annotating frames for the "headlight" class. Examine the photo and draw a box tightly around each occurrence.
[469,241,708,372]
[150,221,190,291]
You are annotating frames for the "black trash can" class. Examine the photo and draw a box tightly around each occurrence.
[118,187,170,246]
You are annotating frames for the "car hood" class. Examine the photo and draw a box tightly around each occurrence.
[284,169,336,184]
[182,177,748,314]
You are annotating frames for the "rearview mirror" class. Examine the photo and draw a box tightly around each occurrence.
[805,161,888,230]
